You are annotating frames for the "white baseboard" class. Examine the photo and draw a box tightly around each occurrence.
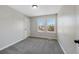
[0,36,29,51]
[58,40,67,54]
[30,36,57,40]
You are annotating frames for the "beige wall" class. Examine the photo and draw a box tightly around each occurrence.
[30,14,57,39]
[58,5,76,54]
[0,6,30,50]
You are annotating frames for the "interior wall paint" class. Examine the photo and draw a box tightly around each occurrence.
[0,6,30,50]
[23,16,30,39]
[75,6,79,54]
[30,14,57,39]
[76,6,79,40]
[58,6,76,54]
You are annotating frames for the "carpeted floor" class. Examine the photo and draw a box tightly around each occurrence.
[0,37,64,54]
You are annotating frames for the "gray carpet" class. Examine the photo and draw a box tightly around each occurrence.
[0,37,64,54]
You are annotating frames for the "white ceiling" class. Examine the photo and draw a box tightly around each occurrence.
[9,5,62,17]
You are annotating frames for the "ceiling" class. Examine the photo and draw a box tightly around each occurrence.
[9,5,62,17]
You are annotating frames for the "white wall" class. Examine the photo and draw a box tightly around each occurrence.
[76,6,79,40]
[75,6,79,53]
[0,6,30,50]
[30,15,57,39]
[23,16,30,38]
[58,6,76,54]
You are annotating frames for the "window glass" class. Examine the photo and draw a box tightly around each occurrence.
[47,17,55,32]
[37,18,46,32]
[37,15,56,33]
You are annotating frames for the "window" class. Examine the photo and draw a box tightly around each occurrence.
[47,17,56,32]
[37,15,56,33]
[37,17,46,32]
